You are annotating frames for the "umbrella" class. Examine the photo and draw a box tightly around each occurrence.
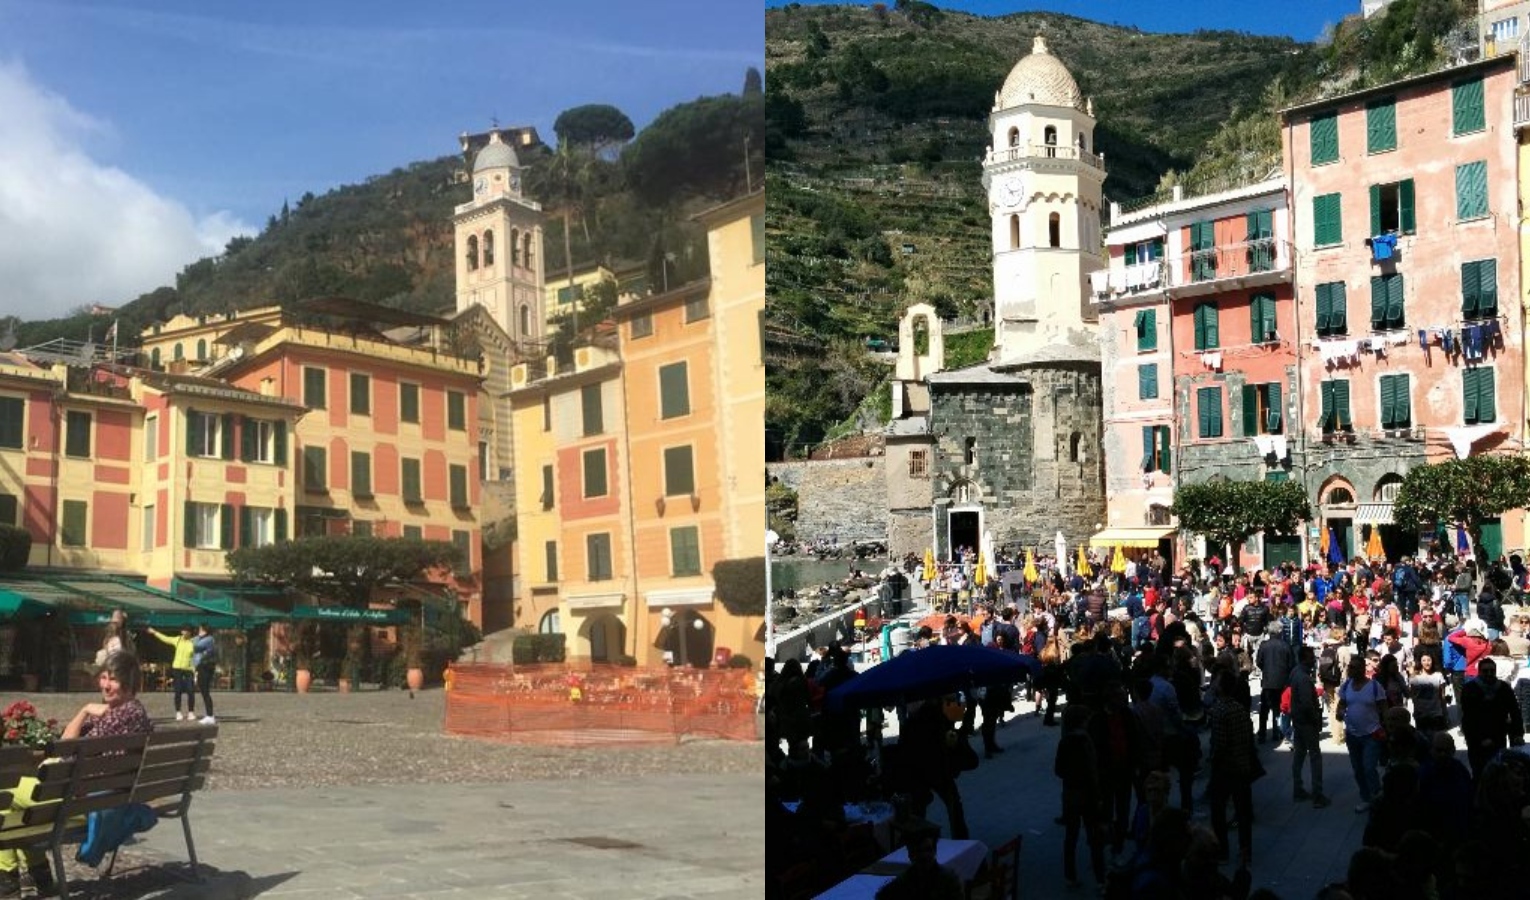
[973,551,988,588]
[923,548,936,583]
[1365,526,1384,560]
[1076,545,1093,578]
[825,644,1041,710]
[1327,527,1345,565]
[1457,524,1470,556]
[1111,545,1127,574]
[916,612,988,634]
[1319,524,1330,558]
[1055,531,1068,578]
[1023,549,1038,584]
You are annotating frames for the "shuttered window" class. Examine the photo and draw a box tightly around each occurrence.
[1140,425,1171,473]
[402,458,422,503]
[1366,97,1396,153]
[580,384,603,436]
[1315,281,1348,337]
[1310,111,1339,163]
[351,451,372,498]
[447,391,466,431]
[400,383,420,424]
[0,397,22,449]
[1369,180,1415,234]
[1196,386,1223,439]
[1242,383,1283,436]
[1247,209,1274,271]
[1137,364,1158,400]
[1193,302,1219,350]
[587,533,613,581]
[1461,259,1499,319]
[349,373,370,415]
[61,500,87,547]
[1455,161,1488,220]
[1463,368,1496,424]
[583,448,608,498]
[1452,76,1485,135]
[1134,308,1156,351]
[658,362,690,419]
[1250,293,1277,342]
[1379,374,1411,429]
[303,368,326,409]
[670,526,702,576]
[1369,273,1405,331]
[302,447,326,492]
[1189,221,1216,281]
[1313,193,1343,247]
[1320,380,1353,433]
[64,411,90,459]
[663,445,695,496]
[450,464,469,508]
[0,494,17,527]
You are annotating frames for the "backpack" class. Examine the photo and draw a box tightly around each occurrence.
[1279,685,1292,716]
[1318,646,1341,684]
[980,619,996,647]
[1442,630,1468,672]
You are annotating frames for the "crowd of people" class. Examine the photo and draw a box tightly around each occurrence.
[765,546,1530,899]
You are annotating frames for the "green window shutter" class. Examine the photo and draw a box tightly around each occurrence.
[1479,369,1496,423]
[61,500,86,547]
[1395,375,1411,427]
[1138,364,1156,400]
[350,373,370,416]
[1386,274,1404,328]
[403,459,421,502]
[1334,380,1352,429]
[274,421,287,466]
[274,508,288,543]
[1369,184,1382,237]
[1320,381,1335,431]
[303,447,325,491]
[0,494,16,527]
[450,464,468,508]
[447,391,466,430]
[0,398,22,449]
[1193,303,1218,350]
[1462,260,1481,316]
[303,369,326,409]
[183,501,196,548]
[671,526,701,576]
[1158,426,1171,473]
[1329,282,1347,333]
[1399,179,1416,233]
[1314,193,1342,247]
[1266,382,1282,433]
[1480,258,1498,316]
[238,506,252,549]
[220,413,235,460]
[1367,98,1396,153]
[185,411,199,455]
[1453,77,1485,134]
[1310,112,1338,163]
[1464,369,1479,423]
[219,504,234,549]
[1193,305,1207,349]
[1205,303,1219,349]
[1315,283,1331,332]
[352,452,371,497]
[583,449,608,498]
[1250,293,1276,341]
[1137,309,1156,351]
[1371,276,1388,329]
[1379,375,1396,428]
[1456,161,1488,219]
[580,384,602,436]
[1242,384,1258,437]
[1141,425,1154,471]
[239,416,254,462]
[1209,387,1223,437]
[1197,387,1213,438]
[659,363,690,418]
[663,445,696,495]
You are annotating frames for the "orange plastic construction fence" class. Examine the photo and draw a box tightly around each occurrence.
[443,662,761,746]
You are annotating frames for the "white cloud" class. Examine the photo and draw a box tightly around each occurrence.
[0,61,252,319]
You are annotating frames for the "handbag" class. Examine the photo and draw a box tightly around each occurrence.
[949,732,980,774]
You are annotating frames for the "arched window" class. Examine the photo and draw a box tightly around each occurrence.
[1009,214,1020,250]
[538,609,560,634]
[196,338,207,361]
[1147,505,1171,526]
[1326,487,1355,505]
[1375,474,1404,503]
[465,235,479,271]
[1069,432,1083,462]
[482,229,494,266]
[519,304,531,337]
[523,232,534,269]
[173,343,184,361]
[1007,126,1019,147]
[510,228,521,267]
[1044,125,1057,157]
[150,347,161,369]
[1077,132,1087,153]
[912,316,930,355]
[1048,213,1061,248]
[964,437,977,466]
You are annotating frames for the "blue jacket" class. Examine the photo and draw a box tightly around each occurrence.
[1442,628,1468,673]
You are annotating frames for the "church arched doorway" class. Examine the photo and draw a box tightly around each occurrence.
[580,614,626,663]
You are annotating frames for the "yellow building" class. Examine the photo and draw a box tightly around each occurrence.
[544,260,648,322]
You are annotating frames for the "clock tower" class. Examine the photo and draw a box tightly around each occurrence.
[983,36,1106,364]
[454,129,546,343]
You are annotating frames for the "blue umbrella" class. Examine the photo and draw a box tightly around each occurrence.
[1457,524,1470,555]
[1327,527,1345,565]
[826,644,1040,711]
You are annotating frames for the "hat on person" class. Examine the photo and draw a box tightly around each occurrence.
[1465,618,1488,638]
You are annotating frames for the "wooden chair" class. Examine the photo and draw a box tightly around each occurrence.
[980,834,1023,900]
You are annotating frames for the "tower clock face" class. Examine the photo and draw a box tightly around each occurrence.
[1002,177,1022,207]
[474,176,488,196]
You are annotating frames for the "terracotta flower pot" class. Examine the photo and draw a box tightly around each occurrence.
[406,667,424,692]
[337,678,352,694]
[295,669,312,694]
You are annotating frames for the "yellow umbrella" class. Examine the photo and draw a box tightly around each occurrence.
[1076,544,1092,577]
[1319,524,1331,559]
[1023,549,1039,584]
[973,551,987,588]
[923,548,936,583]
[1111,544,1128,574]
[1365,526,1384,560]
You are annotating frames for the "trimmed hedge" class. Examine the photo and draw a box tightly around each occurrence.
[0,525,31,571]
[713,557,766,617]
[512,633,567,665]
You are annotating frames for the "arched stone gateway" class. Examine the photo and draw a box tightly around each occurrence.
[579,614,627,663]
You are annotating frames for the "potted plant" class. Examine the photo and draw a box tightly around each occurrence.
[338,624,367,693]
[401,616,425,692]
[1,700,61,762]
[293,621,318,693]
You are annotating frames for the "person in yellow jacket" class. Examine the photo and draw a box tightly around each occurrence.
[146,625,198,721]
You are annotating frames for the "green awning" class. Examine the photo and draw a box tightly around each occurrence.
[0,575,242,628]
[0,589,50,619]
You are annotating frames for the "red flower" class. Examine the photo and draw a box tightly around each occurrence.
[4,729,18,741]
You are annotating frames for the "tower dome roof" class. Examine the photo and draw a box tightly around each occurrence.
[996,35,1085,112]
[473,133,519,172]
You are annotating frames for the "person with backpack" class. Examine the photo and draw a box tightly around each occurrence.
[1317,627,1349,744]
[1255,621,1293,745]
[1288,644,1329,808]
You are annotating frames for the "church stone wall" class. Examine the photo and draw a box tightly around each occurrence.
[767,458,887,543]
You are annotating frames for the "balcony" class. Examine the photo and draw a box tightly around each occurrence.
[1517,93,1530,128]
[1089,261,1167,301]
[1169,238,1292,296]
[987,143,1104,170]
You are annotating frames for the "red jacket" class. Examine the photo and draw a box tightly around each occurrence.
[1447,630,1492,677]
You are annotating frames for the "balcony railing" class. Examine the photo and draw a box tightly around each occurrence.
[987,144,1104,170]
[1170,238,1292,289]
[1517,93,1530,128]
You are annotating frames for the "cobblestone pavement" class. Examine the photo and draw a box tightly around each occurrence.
[14,688,763,898]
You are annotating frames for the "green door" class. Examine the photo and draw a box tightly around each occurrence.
[1480,517,1504,563]
[1263,535,1302,569]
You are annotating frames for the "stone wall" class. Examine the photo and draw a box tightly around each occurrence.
[767,457,887,542]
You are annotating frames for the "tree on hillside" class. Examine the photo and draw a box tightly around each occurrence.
[622,93,764,206]
[744,67,763,97]
[553,104,636,157]
[1171,480,1310,571]
[1392,455,1530,565]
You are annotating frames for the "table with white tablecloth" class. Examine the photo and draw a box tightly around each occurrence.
[812,838,988,899]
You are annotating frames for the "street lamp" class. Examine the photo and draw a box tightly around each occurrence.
[765,529,780,659]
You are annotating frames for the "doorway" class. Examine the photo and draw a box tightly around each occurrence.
[948,510,980,562]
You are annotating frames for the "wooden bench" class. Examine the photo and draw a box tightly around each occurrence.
[0,724,217,898]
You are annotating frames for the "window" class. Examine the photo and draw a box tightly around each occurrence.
[350,373,371,415]
[1493,16,1520,42]
[402,458,422,503]
[684,293,710,323]
[1320,380,1353,433]
[1366,97,1396,153]
[145,415,159,461]
[447,390,466,430]
[482,229,494,266]
[478,441,489,484]
[1134,309,1156,351]
[452,529,471,573]
[1309,111,1338,164]
[909,450,929,478]
[351,452,372,498]
[542,395,552,431]
[964,437,977,465]
[1141,425,1171,473]
[1464,368,1496,424]
[1455,161,1488,220]
[61,500,87,547]
[580,384,603,436]
[64,410,90,458]
[196,339,207,361]
[1009,215,1020,249]
[663,445,695,496]
[186,411,226,459]
[1126,239,1163,267]
[1043,125,1057,155]
[150,348,160,369]
[519,304,531,337]
[751,213,764,266]
[403,525,423,541]
[465,235,479,271]
[658,362,690,419]
[545,540,559,582]
[631,313,653,339]
[0,494,19,527]
[1462,259,1499,320]
[399,383,420,424]
[1188,221,1216,281]
[303,446,327,492]
[538,610,561,634]
[1242,382,1283,436]
[450,464,469,508]
[1250,293,1277,343]
[188,502,228,550]
[303,367,326,409]
[1377,477,1403,503]
[1246,210,1274,271]
[586,533,613,581]
[1192,302,1219,350]
[541,464,554,510]
[1452,76,1485,135]
[1313,192,1343,247]
[242,418,278,464]
[1379,374,1411,429]
[522,232,534,269]
[1369,180,1416,234]
[511,229,521,267]
[583,448,608,498]
[241,507,275,548]
[1265,471,1290,483]
[1369,273,1405,331]
[1196,387,1223,439]
[1138,364,1158,400]
[0,397,22,449]
[352,519,373,538]
[1315,281,1348,337]
[1147,504,1171,525]
[1047,212,1061,248]
[670,526,702,576]
[140,504,154,552]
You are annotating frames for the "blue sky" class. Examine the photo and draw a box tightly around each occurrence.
[766,0,1360,41]
[0,0,762,318]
